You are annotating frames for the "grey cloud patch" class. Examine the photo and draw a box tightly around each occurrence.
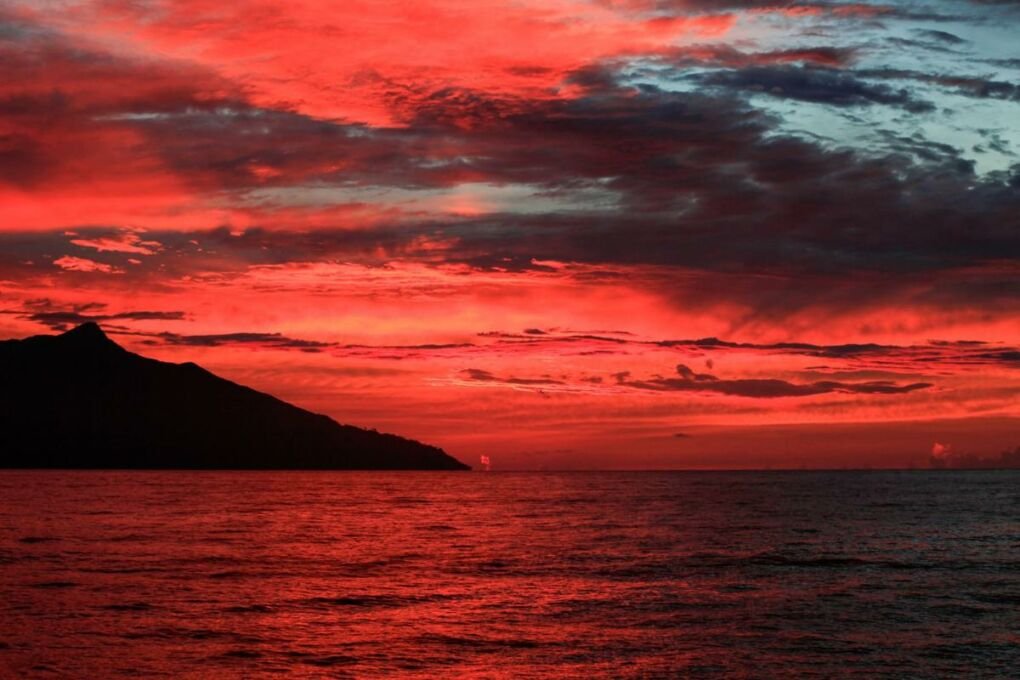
[697,65,935,112]
[675,364,717,381]
[29,310,186,331]
[877,130,975,173]
[912,29,967,45]
[618,364,933,398]
[456,361,934,398]
[656,336,1020,368]
[655,44,857,69]
[460,368,565,386]
[607,0,939,18]
[2,48,1015,319]
[469,330,1020,370]
[970,350,1020,363]
[4,301,187,332]
[156,331,331,352]
[860,69,1020,102]
[0,85,1016,324]
[67,230,163,256]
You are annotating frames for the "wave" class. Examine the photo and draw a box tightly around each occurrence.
[301,593,453,609]
[17,536,60,544]
[415,633,543,650]
[101,602,157,611]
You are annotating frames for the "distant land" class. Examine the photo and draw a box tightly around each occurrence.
[929,443,1020,471]
[0,323,469,470]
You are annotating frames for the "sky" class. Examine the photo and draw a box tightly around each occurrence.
[0,0,1018,469]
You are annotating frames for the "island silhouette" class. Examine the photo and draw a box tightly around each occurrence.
[0,323,469,470]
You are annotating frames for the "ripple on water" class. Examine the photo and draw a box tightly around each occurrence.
[0,470,1017,678]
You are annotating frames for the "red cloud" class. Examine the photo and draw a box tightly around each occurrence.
[53,255,123,274]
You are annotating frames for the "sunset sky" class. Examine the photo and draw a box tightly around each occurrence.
[1,0,1017,468]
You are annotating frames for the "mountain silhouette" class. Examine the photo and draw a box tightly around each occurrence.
[0,323,469,470]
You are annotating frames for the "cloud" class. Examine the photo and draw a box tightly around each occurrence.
[0,0,1017,470]
[460,368,566,386]
[859,69,1020,102]
[617,363,933,398]
[3,300,188,331]
[1,2,1017,330]
[447,351,944,399]
[446,359,935,398]
[68,230,163,255]
[29,310,185,331]
[52,256,122,274]
[657,44,857,68]
[156,331,332,352]
[913,29,967,45]
[697,65,935,112]
[6,0,735,128]
[118,86,1012,317]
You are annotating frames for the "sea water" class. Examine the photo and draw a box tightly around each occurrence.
[1,470,1018,677]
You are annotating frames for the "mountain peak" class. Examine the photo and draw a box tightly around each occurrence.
[58,322,122,351]
[1,324,469,470]
[64,321,105,336]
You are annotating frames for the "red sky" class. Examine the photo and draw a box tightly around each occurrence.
[1,0,1018,468]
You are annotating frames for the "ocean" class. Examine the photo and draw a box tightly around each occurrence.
[1,470,1017,678]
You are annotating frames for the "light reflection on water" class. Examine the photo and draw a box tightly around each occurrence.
[1,470,1018,677]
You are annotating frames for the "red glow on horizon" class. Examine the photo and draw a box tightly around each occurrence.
[1,0,1018,468]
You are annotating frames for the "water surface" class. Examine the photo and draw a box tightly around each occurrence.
[1,471,1018,677]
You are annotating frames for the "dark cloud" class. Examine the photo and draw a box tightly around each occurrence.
[2,300,187,332]
[912,28,967,45]
[1,6,1017,324]
[460,368,565,386]
[156,332,331,351]
[470,330,1020,370]
[564,63,621,92]
[598,0,918,17]
[455,360,934,398]
[29,310,186,331]
[657,44,856,69]
[875,130,975,171]
[983,58,1020,69]
[697,65,935,111]
[970,350,1020,363]
[618,363,932,398]
[0,14,248,191]
[860,68,1020,102]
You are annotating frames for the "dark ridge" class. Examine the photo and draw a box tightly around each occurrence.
[0,324,469,470]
